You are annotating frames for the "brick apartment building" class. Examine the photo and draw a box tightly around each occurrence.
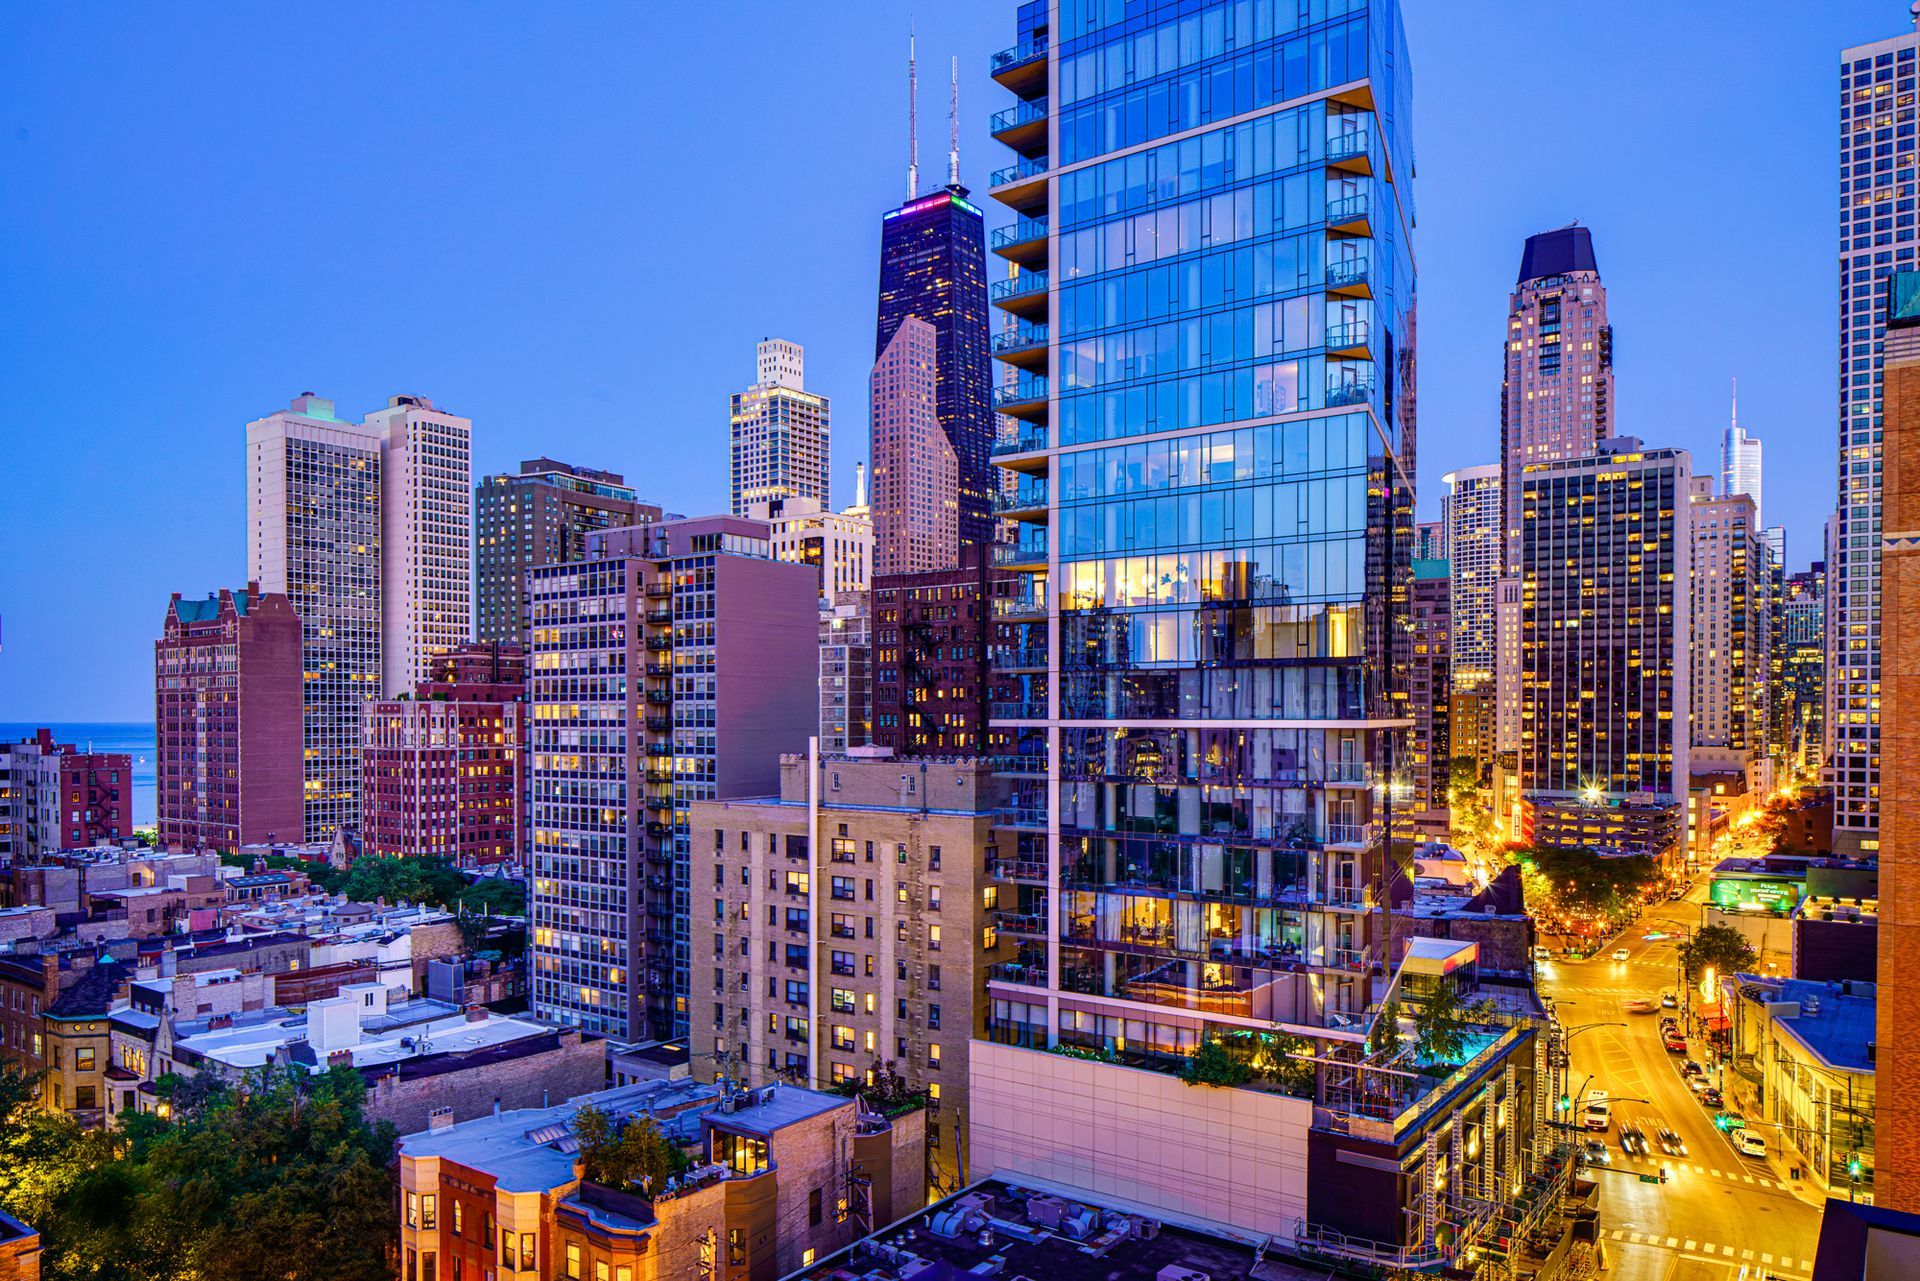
[362,642,527,866]
[870,548,1019,757]
[397,1078,924,1281]
[0,730,133,862]
[155,585,303,852]
[691,751,1006,1197]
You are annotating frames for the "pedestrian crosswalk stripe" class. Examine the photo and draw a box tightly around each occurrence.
[1742,1249,1753,1260]
[1665,1237,1677,1247]
[1722,1245,1734,1257]
[1762,1253,1773,1264]
[1683,1240,1696,1251]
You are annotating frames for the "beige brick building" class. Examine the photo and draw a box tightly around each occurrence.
[690,750,1006,1197]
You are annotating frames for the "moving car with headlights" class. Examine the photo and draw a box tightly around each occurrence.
[1618,1122,1648,1156]
[1612,947,1631,961]
[1655,1125,1687,1156]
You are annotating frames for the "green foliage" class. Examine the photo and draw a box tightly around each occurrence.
[573,1106,689,1196]
[1447,756,1495,855]
[1523,847,1659,924]
[333,855,524,917]
[0,1065,399,1281]
[827,1060,929,1115]
[1410,981,1499,1070]
[1180,1037,1254,1089]
[1368,996,1401,1058]
[1680,923,1758,983]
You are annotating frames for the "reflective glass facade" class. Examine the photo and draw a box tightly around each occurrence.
[985,0,1415,1057]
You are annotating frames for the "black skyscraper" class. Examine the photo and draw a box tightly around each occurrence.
[876,183,995,553]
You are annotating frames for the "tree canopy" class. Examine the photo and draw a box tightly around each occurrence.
[1680,923,1758,983]
[1522,847,1659,924]
[573,1106,689,1196]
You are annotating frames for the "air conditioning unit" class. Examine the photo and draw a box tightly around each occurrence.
[1156,1268,1211,1281]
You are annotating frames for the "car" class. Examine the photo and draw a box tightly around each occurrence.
[1699,1087,1724,1108]
[1612,948,1631,961]
[1737,1130,1768,1159]
[1532,945,1552,961]
[1660,992,1678,1009]
[1686,1075,1713,1095]
[1618,1123,1648,1157]
[1681,1059,1705,1078]
[1623,998,1656,1013]
[1663,1035,1687,1055]
[1655,1126,1687,1156]
[1659,1015,1678,1030]
[1580,1138,1611,1167]
[1583,1097,1611,1132]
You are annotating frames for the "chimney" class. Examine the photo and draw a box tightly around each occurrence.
[465,1004,486,1023]
[327,1049,355,1069]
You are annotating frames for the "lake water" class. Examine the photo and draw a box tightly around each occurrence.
[0,722,158,826]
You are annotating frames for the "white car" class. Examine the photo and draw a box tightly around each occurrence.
[1737,1130,1767,1159]
[1583,1099,1611,1132]
[1612,948,1631,962]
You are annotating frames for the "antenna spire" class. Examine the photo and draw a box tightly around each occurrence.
[948,55,960,187]
[907,28,919,200]
[1731,375,1738,432]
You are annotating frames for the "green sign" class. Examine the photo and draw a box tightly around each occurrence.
[1709,876,1801,913]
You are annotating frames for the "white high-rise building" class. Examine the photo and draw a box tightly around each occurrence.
[1833,26,1920,852]
[363,395,473,695]
[1689,481,1772,793]
[1442,465,1501,692]
[246,394,384,841]
[1722,383,1764,523]
[730,337,831,516]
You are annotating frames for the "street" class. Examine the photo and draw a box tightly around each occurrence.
[1538,863,1826,1280]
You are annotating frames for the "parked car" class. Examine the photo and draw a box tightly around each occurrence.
[1655,1126,1687,1156]
[1663,1034,1687,1055]
[1681,1059,1705,1078]
[1580,1138,1611,1167]
[1660,992,1678,1009]
[1612,948,1631,961]
[1699,1087,1724,1108]
[1737,1130,1768,1159]
[1687,1075,1713,1096]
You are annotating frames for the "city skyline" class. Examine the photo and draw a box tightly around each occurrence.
[0,2,1883,722]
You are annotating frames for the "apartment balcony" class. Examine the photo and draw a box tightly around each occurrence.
[645,608,673,626]
[645,715,670,732]
[1326,257,1372,298]
[645,663,672,678]
[990,216,1048,269]
[1327,192,1371,236]
[990,642,1047,673]
[990,96,1048,156]
[992,479,1049,519]
[990,752,1048,778]
[993,375,1049,422]
[993,804,1048,830]
[989,269,1048,320]
[1326,374,1376,408]
[992,593,1048,622]
[645,820,671,838]
[989,910,1048,939]
[1325,320,1372,359]
[987,959,1049,987]
[987,856,1049,881]
[1326,129,1372,175]
[645,767,675,784]
[645,689,671,705]
[991,540,1048,571]
[989,158,1049,215]
[1323,821,1380,850]
[645,582,672,599]
[644,636,671,652]
[644,741,673,758]
[989,37,1048,98]
[991,320,1048,372]
[990,699,1048,722]
[1323,761,1373,787]
[991,420,1049,466]
[644,795,672,813]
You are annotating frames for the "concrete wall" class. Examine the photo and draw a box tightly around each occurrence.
[364,1028,606,1136]
[967,1040,1311,1240]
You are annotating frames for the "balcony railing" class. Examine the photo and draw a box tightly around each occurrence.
[990,699,1048,721]
[991,643,1047,669]
[987,960,1049,986]
[1327,193,1370,226]
[990,38,1048,75]
[990,217,1049,251]
[1327,130,1370,165]
[992,541,1047,568]
[989,910,1048,937]
[1325,761,1371,784]
[990,97,1049,135]
[1327,258,1372,292]
[994,805,1048,829]
[991,322,1049,360]
[992,480,1049,513]
[1325,321,1371,351]
[993,376,1049,411]
[993,595,1048,620]
[989,271,1048,305]
[1324,821,1378,847]
[1326,376,1375,408]
[987,857,1049,881]
[990,753,1048,777]
[990,157,1049,189]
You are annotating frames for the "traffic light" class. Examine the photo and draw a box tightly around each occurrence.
[1559,1094,1571,1112]
[1850,1156,1863,1180]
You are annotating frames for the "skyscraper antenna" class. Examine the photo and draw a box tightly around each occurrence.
[948,55,960,188]
[1731,375,1738,431]
[907,28,919,200]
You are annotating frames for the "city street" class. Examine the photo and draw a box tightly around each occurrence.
[1540,870,1825,1280]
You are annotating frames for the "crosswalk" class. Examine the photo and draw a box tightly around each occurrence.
[1603,1158,1785,1192]
[1601,1227,1811,1276]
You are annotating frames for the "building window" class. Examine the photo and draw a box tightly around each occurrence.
[809,1188,823,1226]
[565,1243,581,1279]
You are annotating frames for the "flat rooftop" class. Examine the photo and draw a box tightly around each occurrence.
[781,1176,1330,1281]
[1744,975,1875,1074]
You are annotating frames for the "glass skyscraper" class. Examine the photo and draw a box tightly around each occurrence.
[1833,25,1920,853]
[876,182,996,555]
[963,7,1519,1262]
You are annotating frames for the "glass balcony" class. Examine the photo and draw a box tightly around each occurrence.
[1326,375,1375,408]
[990,157,1048,188]
[994,805,1048,829]
[992,479,1049,516]
[990,38,1049,97]
[993,594,1048,620]
[1325,321,1371,354]
[987,959,1049,987]
[1324,761,1372,785]
[989,270,1048,308]
[1327,129,1371,172]
[991,421,1048,457]
[1324,821,1379,848]
[991,98,1049,156]
[987,856,1049,880]
[990,216,1049,255]
[991,320,1048,367]
[990,699,1048,721]
[1327,257,1372,294]
[991,540,1047,569]
[990,157,1049,214]
[991,642,1048,671]
[993,374,1049,419]
[989,909,1048,938]
[1326,192,1371,230]
[990,752,1048,777]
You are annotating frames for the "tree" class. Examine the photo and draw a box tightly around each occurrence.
[1180,1037,1253,1089]
[574,1106,689,1195]
[1680,923,1757,983]
[1411,981,1498,1070]
[1447,757,1495,855]
[1525,847,1659,927]
[1368,996,1401,1059]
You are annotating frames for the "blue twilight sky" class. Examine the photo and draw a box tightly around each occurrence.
[0,2,1898,721]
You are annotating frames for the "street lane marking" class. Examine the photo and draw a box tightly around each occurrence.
[1722,1245,1734,1257]
[1762,1253,1773,1264]
[1683,1240,1696,1251]
[1665,1237,1677,1247]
